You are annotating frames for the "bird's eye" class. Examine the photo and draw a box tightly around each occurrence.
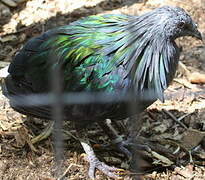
[177,22,185,28]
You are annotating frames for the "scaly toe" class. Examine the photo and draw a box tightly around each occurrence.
[88,159,124,179]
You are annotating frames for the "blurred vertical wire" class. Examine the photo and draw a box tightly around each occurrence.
[50,51,64,176]
[127,95,140,180]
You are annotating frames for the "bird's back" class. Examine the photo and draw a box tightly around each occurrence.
[3,14,145,124]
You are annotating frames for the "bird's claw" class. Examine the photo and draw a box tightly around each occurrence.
[87,157,125,179]
[113,168,126,176]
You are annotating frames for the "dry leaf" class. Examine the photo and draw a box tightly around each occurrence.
[175,166,194,178]
[180,128,205,150]
[16,126,38,152]
[189,72,205,84]
[174,78,198,90]
[151,151,174,166]
[0,118,15,131]
[0,35,17,42]
[153,123,168,134]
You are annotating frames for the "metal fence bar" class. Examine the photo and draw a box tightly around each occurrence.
[8,90,156,106]
[50,53,64,176]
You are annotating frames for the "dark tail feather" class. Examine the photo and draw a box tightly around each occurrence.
[2,75,51,120]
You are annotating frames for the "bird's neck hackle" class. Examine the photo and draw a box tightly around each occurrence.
[120,12,179,102]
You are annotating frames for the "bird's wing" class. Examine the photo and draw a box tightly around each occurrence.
[8,14,131,93]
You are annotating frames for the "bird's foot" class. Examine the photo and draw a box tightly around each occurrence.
[80,140,125,179]
[113,136,133,159]
[86,154,125,179]
[97,120,135,159]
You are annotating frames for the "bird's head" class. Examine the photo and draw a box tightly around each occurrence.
[148,6,202,41]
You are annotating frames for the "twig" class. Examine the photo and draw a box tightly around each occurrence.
[31,121,54,144]
[173,78,194,89]
[57,163,82,180]
[178,112,193,122]
[162,109,188,129]
[62,129,78,140]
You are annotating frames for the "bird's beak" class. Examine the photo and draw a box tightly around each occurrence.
[193,29,203,41]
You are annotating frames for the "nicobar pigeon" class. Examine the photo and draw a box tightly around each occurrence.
[2,6,202,179]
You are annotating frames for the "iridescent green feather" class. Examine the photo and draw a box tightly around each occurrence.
[28,14,133,92]
[27,13,171,100]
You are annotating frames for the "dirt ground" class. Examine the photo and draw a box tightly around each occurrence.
[0,0,205,179]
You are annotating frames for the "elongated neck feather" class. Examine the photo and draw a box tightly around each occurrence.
[116,13,180,102]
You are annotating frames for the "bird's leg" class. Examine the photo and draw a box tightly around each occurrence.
[76,128,124,179]
[31,120,54,144]
[98,119,134,159]
[110,120,128,136]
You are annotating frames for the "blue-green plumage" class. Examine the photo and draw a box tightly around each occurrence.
[5,5,202,117]
[4,5,202,122]
[7,15,169,98]
[2,6,202,179]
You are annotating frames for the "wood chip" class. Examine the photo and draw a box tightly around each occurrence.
[189,72,205,84]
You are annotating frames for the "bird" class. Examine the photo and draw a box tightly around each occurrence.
[2,6,202,179]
